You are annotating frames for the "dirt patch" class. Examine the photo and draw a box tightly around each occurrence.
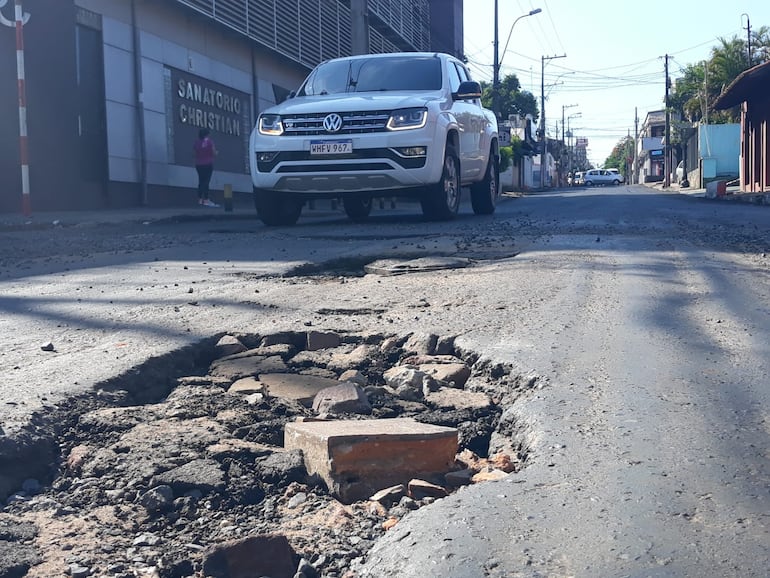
[0,331,541,578]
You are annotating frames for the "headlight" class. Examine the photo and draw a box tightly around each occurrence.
[258,114,284,136]
[387,108,428,131]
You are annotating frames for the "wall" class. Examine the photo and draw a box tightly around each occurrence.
[698,123,740,177]
[0,0,80,213]
[76,0,308,206]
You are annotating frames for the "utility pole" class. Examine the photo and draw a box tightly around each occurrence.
[742,13,752,66]
[634,107,639,185]
[1,0,32,215]
[540,53,566,188]
[663,54,671,188]
[351,0,369,55]
[492,0,499,118]
[562,104,577,143]
[494,7,541,120]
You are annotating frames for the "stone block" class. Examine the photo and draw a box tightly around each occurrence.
[306,331,341,351]
[425,387,492,409]
[214,335,247,357]
[418,362,471,388]
[202,534,296,578]
[227,377,265,395]
[312,383,372,415]
[706,180,727,198]
[284,418,458,503]
[408,478,448,499]
[259,373,341,407]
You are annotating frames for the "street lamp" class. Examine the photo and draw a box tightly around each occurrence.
[562,104,577,143]
[566,112,581,178]
[493,5,541,119]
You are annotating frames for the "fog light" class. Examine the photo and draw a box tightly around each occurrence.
[393,146,427,158]
[257,152,278,162]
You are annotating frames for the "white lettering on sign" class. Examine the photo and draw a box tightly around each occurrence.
[177,80,241,114]
[179,104,241,136]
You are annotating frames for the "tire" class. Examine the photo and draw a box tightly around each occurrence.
[253,188,303,226]
[421,144,461,221]
[585,180,593,187]
[343,196,373,222]
[612,179,620,186]
[470,152,499,215]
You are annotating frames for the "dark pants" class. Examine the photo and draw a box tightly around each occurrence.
[196,164,213,200]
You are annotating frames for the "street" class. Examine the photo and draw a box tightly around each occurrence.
[1,185,769,577]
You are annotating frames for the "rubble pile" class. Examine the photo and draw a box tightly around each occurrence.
[0,331,538,578]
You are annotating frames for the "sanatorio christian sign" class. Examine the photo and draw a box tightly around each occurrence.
[165,67,251,174]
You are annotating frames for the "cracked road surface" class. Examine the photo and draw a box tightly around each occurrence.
[1,187,769,577]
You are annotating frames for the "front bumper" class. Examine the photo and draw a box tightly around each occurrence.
[250,126,445,195]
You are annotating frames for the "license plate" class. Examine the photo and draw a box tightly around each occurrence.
[310,140,353,155]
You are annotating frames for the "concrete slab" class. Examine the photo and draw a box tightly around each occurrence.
[259,373,341,407]
[284,418,458,503]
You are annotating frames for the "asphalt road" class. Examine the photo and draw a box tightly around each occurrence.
[1,185,768,577]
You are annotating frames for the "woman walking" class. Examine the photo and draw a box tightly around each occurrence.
[193,128,219,207]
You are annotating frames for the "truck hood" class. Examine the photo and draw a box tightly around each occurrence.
[265,92,443,115]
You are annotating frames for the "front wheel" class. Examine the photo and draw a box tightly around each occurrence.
[584,180,594,187]
[470,153,499,215]
[343,197,373,222]
[421,144,461,221]
[253,188,303,226]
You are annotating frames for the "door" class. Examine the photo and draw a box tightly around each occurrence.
[76,24,108,196]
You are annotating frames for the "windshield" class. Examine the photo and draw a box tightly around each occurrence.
[298,56,442,96]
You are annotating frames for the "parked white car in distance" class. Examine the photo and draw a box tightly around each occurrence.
[606,168,625,184]
[582,169,622,186]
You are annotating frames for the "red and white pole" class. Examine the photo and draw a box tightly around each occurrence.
[15,0,30,216]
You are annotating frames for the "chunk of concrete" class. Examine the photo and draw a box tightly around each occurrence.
[306,330,341,351]
[284,418,458,503]
[214,335,247,357]
[259,373,341,407]
[425,387,492,409]
[227,377,265,395]
[418,363,471,388]
[202,534,296,578]
[312,383,372,415]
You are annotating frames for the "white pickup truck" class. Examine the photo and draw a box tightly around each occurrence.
[249,52,500,225]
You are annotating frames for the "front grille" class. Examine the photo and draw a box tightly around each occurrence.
[257,148,427,172]
[282,111,391,135]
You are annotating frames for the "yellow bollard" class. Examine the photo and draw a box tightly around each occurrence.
[223,183,233,212]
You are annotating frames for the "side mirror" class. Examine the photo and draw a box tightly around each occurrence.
[454,81,482,100]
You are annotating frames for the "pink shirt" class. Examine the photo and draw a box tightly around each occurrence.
[194,136,216,166]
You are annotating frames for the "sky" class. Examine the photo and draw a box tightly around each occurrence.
[462,0,770,166]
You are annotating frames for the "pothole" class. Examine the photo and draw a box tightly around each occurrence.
[284,254,477,278]
[0,331,542,578]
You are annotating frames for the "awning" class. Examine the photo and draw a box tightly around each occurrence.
[713,59,770,110]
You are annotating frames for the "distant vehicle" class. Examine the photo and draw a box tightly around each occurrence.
[606,168,625,184]
[583,169,622,187]
[675,161,684,183]
[572,171,585,186]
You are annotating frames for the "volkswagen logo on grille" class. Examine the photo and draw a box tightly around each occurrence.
[323,113,343,133]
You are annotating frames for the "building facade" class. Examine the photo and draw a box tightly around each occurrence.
[0,0,463,214]
[714,59,770,193]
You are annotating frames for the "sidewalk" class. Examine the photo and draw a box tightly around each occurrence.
[647,180,770,205]
[0,200,265,233]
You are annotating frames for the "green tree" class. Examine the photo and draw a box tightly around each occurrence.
[604,136,634,176]
[480,74,539,122]
[669,62,706,123]
[750,25,770,66]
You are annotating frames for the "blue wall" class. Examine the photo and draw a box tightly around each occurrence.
[698,124,740,177]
